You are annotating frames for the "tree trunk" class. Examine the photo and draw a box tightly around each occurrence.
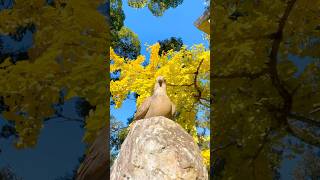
[76,127,108,180]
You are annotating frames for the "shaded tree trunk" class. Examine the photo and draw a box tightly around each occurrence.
[76,127,108,180]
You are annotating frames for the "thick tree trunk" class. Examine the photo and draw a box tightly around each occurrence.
[76,127,108,180]
[111,116,208,180]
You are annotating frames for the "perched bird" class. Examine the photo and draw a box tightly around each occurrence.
[133,76,176,121]
[76,76,176,180]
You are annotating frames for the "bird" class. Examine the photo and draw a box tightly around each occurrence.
[132,76,176,122]
[76,77,176,180]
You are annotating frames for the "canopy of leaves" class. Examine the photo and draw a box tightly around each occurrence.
[0,0,108,148]
[127,0,184,16]
[110,0,125,32]
[110,42,210,166]
[110,0,141,60]
[113,26,141,60]
[212,0,320,179]
[158,37,183,56]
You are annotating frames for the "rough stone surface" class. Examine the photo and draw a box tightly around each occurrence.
[111,116,208,180]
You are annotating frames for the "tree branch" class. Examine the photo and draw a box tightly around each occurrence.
[193,59,205,100]
[212,141,237,153]
[167,83,193,87]
[167,59,208,104]
[212,69,268,80]
[287,123,320,147]
[199,99,210,108]
[248,128,272,163]
[288,112,320,127]
[200,97,210,102]
[310,107,320,114]
[44,113,84,123]
[310,103,320,114]
[268,0,297,118]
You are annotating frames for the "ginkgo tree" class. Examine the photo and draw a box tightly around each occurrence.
[110,43,210,166]
[0,0,108,147]
[212,0,320,179]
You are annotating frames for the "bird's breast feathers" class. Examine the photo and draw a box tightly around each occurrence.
[145,95,173,118]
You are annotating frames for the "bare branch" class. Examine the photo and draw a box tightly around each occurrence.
[291,82,302,96]
[212,141,237,153]
[287,123,320,147]
[199,99,210,108]
[167,83,193,87]
[194,59,205,100]
[310,103,320,114]
[310,107,320,114]
[268,0,297,117]
[249,128,272,164]
[212,69,268,80]
[44,113,84,123]
[288,112,320,127]
[200,97,210,102]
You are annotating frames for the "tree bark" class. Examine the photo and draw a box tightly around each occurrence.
[76,127,108,180]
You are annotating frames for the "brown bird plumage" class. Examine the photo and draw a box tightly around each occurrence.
[133,76,176,121]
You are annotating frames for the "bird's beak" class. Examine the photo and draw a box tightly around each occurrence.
[158,80,163,87]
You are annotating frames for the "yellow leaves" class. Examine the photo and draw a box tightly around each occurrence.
[201,149,210,167]
[110,43,210,146]
[2,112,23,122]
[2,108,44,148]
[110,48,124,68]
[0,0,110,149]
[0,58,12,68]
[83,103,107,143]
[146,43,161,71]
[192,130,199,144]
[135,55,146,65]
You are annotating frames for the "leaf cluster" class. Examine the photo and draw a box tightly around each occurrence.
[0,0,108,147]
[128,0,184,16]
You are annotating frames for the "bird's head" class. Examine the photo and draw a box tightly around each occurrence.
[154,76,167,95]
[156,76,166,87]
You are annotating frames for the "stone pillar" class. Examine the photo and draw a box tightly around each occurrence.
[111,116,208,180]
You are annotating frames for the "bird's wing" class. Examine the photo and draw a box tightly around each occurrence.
[133,96,152,120]
[171,103,176,118]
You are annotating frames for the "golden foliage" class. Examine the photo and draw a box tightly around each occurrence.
[0,0,107,147]
[110,43,210,163]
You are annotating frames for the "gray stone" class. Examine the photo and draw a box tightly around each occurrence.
[111,116,208,180]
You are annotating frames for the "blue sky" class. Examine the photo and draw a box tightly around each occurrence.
[111,0,209,125]
[0,99,86,180]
